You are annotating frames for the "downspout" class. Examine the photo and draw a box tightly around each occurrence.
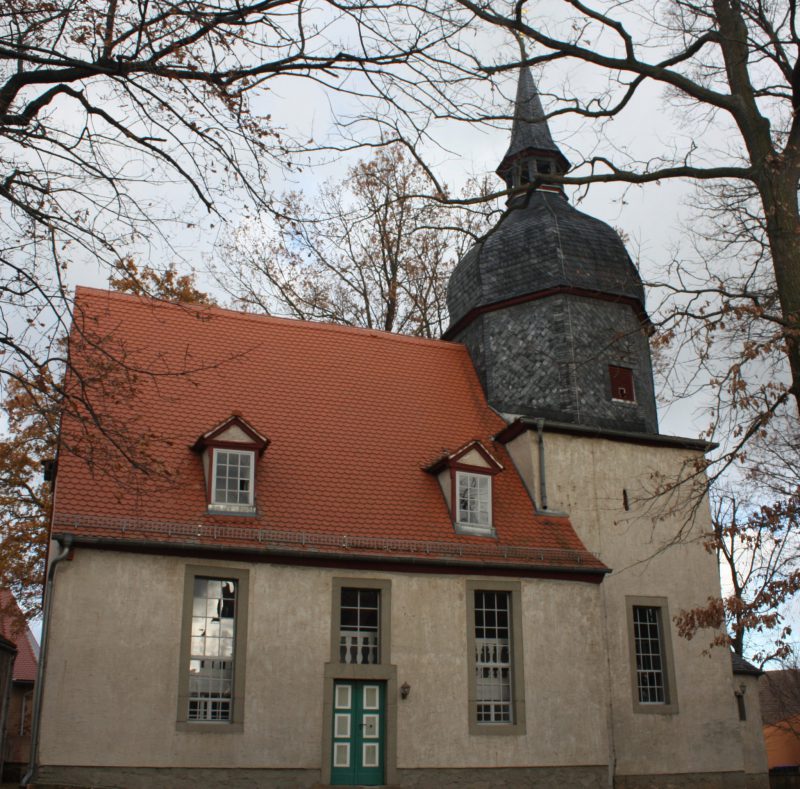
[536,418,548,510]
[21,535,72,788]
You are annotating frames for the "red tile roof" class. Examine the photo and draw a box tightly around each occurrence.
[0,591,38,682]
[53,287,606,575]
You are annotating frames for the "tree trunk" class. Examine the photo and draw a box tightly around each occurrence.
[759,172,800,412]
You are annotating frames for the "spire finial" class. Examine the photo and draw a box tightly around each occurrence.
[496,59,570,187]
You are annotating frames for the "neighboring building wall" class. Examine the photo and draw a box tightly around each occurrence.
[0,638,15,783]
[506,430,749,784]
[39,549,611,787]
[5,682,33,772]
[735,673,769,788]
[764,715,800,770]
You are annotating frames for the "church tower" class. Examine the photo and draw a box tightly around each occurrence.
[445,68,658,435]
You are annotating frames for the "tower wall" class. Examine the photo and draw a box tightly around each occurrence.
[454,295,658,433]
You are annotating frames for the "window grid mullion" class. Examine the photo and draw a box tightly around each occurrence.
[188,577,237,722]
[474,590,513,724]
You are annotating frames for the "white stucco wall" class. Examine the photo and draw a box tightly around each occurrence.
[507,429,749,777]
[39,551,609,770]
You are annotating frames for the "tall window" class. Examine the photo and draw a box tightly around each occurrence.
[457,472,491,528]
[188,577,237,722]
[339,588,380,665]
[466,582,525,734]
[627,596,677,714]
[473,591,513,724]
[178,566,248,730]
[212,449,254,509]
[632,606,667,704]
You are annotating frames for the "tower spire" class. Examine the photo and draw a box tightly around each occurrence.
[496,66,570,188]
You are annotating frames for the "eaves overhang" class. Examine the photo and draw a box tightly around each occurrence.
[53,531,610,582]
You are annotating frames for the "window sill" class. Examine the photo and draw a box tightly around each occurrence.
[468,721,526,736]
[633,702,679,715]
[207,504,257,517]
[176,721,244,733]
[611,398,637,405]
[454,522,496,538]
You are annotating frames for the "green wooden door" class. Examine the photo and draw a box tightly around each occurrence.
[331,681,385,786]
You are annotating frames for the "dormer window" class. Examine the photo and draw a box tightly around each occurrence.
[457,471,491,528]
[212,449,254,510]
[192,415,269,516]
[424,440,503,537]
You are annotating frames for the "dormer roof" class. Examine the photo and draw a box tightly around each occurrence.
[192,414,269,453]
[424,440,504,474]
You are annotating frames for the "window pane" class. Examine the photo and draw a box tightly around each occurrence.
[341,589,359,607]
[359,589,379,608]
[188,577,237,722]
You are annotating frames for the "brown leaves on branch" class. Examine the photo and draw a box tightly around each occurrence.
[0,374,56,616]
[0,263,212,614]
[675,489,800,665]
[109,258,215,306]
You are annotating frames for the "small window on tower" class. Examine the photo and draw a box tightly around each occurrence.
[609,366,635,402]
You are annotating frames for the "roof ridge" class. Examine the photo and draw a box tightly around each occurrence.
[74,286,466,352]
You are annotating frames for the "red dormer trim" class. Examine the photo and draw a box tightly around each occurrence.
[191,414,270,454]
[423,439,503,475]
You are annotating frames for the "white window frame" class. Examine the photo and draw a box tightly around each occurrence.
[177,566,249,732]
[626,595,679,715]
[466,580,526,736]
[187,576,238,723]
[338,587,381,665]
[455,470,492,533]
[473,590,513,725]
[209,448,255,513]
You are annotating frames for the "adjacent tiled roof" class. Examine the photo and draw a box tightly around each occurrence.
[732,651,763,676]
[0,591,38,682]
[760,670,800,726]
[53,288,606,575]
[497,67,569,177]
[446,190,646,330]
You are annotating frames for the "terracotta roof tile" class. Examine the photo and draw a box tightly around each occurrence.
[53,287,606,575]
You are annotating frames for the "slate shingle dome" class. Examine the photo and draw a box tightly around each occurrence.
[445,68,659,435]
[446,190,646,329]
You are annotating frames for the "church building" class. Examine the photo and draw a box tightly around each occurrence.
[31,70,767,788]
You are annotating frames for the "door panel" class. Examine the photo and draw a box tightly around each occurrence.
[331,681,385,785]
